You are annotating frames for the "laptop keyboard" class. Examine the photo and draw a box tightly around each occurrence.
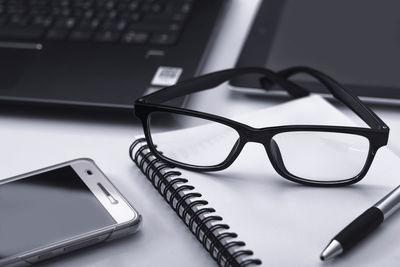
[0,0,194,45]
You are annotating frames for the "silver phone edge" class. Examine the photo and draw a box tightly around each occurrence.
[0,158,142,267]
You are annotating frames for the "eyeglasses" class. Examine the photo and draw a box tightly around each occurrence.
[134,67,389,187]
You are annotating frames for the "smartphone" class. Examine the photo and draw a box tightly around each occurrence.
[0,159,141,266]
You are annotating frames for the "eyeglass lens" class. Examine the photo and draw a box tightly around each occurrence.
[149,112,240,167]
[271,132,370,181]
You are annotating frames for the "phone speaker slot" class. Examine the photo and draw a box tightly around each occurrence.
[97,183,119,204]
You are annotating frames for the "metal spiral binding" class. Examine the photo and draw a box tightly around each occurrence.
[129,138,262,267]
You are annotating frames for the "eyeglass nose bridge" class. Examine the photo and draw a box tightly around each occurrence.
[239,127,293,182]
[240,127,274,145]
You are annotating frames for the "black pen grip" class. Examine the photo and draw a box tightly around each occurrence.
[335,207,384,251]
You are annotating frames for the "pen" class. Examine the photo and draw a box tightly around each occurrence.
[320,184,400,261]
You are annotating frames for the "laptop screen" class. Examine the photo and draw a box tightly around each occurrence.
[233,0,400,99]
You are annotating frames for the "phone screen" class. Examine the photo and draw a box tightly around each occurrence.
[0,166,116,260]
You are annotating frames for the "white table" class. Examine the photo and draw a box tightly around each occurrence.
[1,1,400,266]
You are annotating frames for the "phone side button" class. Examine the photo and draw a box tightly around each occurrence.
[24,252,54,264]
[63,237,102,253]
[38,252,54,260]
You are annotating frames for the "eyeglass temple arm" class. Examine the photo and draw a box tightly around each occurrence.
[141,66,386,130]
[142,67,309,104]
[278,66,388,130]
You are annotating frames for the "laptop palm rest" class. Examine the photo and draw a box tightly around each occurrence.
[0,49,38,92]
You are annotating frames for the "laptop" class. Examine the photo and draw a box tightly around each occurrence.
[232,0,400,103]
[0,0,227,110]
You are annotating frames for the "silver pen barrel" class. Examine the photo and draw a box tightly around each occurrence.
[375,185,400,219]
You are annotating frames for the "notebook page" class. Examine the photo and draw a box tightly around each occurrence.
[148,95,399,266]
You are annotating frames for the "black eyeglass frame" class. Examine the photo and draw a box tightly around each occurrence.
[134,67,389,187]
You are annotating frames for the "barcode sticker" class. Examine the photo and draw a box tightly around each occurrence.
[151,66,183,87]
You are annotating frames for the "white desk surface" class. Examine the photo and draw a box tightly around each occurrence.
[2,0,400,266]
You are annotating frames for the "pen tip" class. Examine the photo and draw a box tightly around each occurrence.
[320,240,343,261]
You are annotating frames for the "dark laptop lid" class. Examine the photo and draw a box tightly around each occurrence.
[232,0,400,101]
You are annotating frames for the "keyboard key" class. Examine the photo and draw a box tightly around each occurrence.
[80,1,92,10]
[130,12,141,22]
[61,7,71,16]
[69,30,91,41]
[8,15,28,27]
[102,19,126,31]
[59,0,70,7]
[116,2,128,11]
[128,22,181,32]
[83,9,94,19]
[150,32,177,45]
[45,29,68,40]
[128,1,140,11]
[30,7,49,16]
[171,13,187,22]
[108,9,117,19]
[140,2,151,12]
[76,18,99,30]
[51,7,61,16]
[65,17,76,28]
[54,17,76,29]
[105,1,115,10]
[0,27,44,39]
[121,30,149,44]
[150,3,163,13]
[73,8,83,17]
[94,30,119,42]
[96,10,108,19]
[32,16,53,27]
[116,20,127,31]
[181,2,193,14]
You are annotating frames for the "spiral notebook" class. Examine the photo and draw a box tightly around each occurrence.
[129,95,400,267]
